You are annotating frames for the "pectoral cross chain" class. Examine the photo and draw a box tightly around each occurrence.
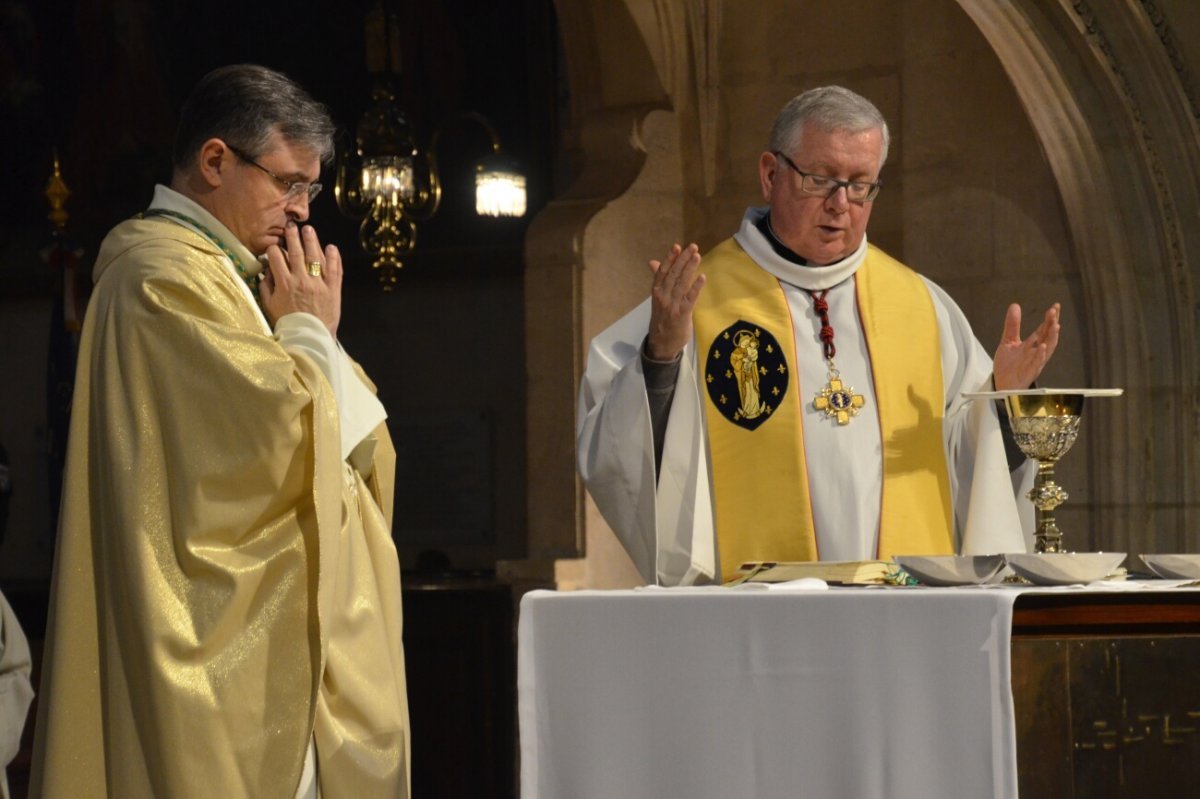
[808,290,866,426]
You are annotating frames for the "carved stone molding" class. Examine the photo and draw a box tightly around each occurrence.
[1139,0,1200,120]
[523,2,672,562]
[684,0,722,196]
[623,0,722,198]
[525,0,719,564]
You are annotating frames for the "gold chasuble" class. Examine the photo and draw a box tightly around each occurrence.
[31,219,409,798]
[693,240,954,577]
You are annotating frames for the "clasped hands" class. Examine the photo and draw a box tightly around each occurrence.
[260,222,343,338]
[646,241,1061,388]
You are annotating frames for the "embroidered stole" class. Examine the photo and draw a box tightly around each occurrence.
[693,240,954,577]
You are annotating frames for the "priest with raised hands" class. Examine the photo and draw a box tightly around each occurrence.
[577,85,1061,586]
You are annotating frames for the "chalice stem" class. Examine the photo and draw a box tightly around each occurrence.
[1030,461,1066,553]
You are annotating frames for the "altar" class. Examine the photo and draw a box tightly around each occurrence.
[518,584,1200,799]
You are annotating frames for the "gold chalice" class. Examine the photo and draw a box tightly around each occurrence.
[1004,392,1084,553]
[966,388,1122,554]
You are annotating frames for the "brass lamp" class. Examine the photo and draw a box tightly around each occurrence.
[335,78,431,289]
[334,86,526,289]
[473,140,527,218]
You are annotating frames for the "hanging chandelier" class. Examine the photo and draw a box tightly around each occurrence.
[333,6,526,289]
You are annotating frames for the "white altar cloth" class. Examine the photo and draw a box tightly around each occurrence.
[519,586,1031,799]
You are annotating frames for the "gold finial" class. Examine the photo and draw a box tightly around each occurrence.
[45,149,71,231]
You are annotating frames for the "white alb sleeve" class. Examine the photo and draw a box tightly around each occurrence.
[274,313,387,461]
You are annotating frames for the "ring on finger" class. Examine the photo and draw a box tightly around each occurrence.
[306,260,323,277]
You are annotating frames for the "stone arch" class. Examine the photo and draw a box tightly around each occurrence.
[955,0,1200,553]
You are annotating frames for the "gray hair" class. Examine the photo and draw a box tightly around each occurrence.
[768,86,890,170]
[172,64,336,169]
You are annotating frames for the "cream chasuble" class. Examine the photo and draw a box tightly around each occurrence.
[30,190,410,798]
[577,207,1032,585]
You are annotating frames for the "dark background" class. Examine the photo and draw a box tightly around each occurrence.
[1,0,560,262]
[1,0,564,565]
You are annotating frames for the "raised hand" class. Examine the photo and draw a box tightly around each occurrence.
[993,302,1061,390]
[646,243,705,361]
[259,223,344,338]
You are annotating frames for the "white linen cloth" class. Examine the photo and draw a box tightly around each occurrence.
[577,208,1034,585]
[519,587,1026,799]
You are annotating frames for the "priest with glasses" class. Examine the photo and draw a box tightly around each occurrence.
[578,86,1061,586]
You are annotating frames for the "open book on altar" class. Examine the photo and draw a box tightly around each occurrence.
[729,560,894,586]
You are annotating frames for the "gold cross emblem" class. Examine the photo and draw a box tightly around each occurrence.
[813,377,865,425]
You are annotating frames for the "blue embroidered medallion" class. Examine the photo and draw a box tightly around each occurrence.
[703,320,789,431]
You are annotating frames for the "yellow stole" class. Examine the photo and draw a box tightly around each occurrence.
[692,239,954,577]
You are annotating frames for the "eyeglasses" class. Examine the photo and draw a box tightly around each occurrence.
[773,151,881,204]
[227,143,323,203]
